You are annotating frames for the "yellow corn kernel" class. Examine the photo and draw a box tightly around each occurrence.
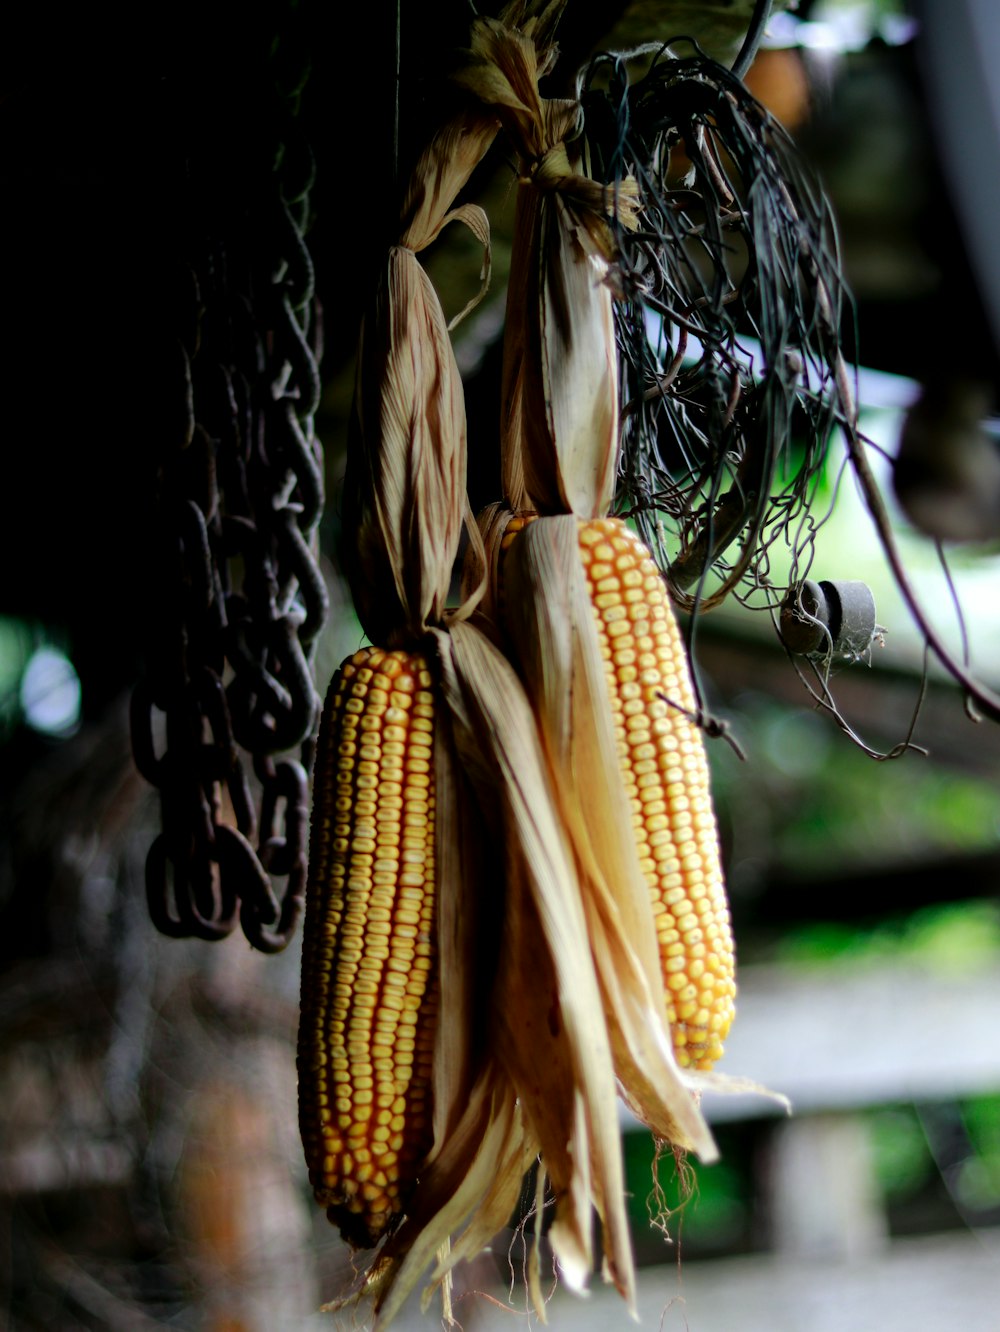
[298,646,438,1246]
[504,513,735,1070]
[578,517,735,1069]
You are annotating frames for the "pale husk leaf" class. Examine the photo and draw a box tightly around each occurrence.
[502,176,625,518]
[534,191,621,518]
[429,1106,539,1288]
[436,619,637,1309]
[399,110,501,254]
[427,709,498,1158]
[343,247,467,645]
[685,1069,792,1114]
[492,847,595,1288]
[504,516,718,1157]
[444,202,493,330]
[372,1072,531,1329]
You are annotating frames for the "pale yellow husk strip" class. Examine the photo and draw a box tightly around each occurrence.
[455,12,639,520]
[501,513,720,1153]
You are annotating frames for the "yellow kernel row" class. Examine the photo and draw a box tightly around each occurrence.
[577,519,736,1070]
[298,646,439,1246]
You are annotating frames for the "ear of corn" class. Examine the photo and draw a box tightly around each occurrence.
[500,512,735,1073]
[298,646,439,1248]
[576,517,736,1069]
[299,4,751,1324]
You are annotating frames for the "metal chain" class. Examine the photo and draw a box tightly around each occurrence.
[131,31,327,953]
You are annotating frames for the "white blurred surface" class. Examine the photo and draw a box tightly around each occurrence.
[703,962,1000,1121]
[305,1229,1000,1331]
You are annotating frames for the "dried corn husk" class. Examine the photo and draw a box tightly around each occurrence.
[321,5,661,1324]
[347,618,644,1325]
[495,511,720,1150]
[439,620,635,1304]
[344,245,471,647]
[455,15,639,518]
[341,2,572,645]
[427,501,652,1315]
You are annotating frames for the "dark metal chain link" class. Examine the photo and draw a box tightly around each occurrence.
[131,33,327,953]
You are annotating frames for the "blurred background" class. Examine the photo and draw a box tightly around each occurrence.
[2,0,1000,1328]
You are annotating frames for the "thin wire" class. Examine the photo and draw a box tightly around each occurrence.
[936,538,972,669]
[731,0,774,80]
[393,0,402,195]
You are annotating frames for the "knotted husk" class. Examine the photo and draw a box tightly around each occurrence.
[340,13,517,647]
[455,14,639,518]
[344,245,473,648]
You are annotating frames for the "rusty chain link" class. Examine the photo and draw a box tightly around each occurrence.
[131,28,327,953]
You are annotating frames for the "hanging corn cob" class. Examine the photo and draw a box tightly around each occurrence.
[501,511,736,1071]
[575,519,735,1069]
[457,15,739,1126]
[299,646,439,1246]
[300,5,668,1325]
[298,39,505,1249]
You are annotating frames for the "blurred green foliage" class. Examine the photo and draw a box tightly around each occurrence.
[774,900,1000,971]
[869,1095,1000,1225]
[869,1105,933,1200]
[0,616,37,735]
[707,692,1000,913]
